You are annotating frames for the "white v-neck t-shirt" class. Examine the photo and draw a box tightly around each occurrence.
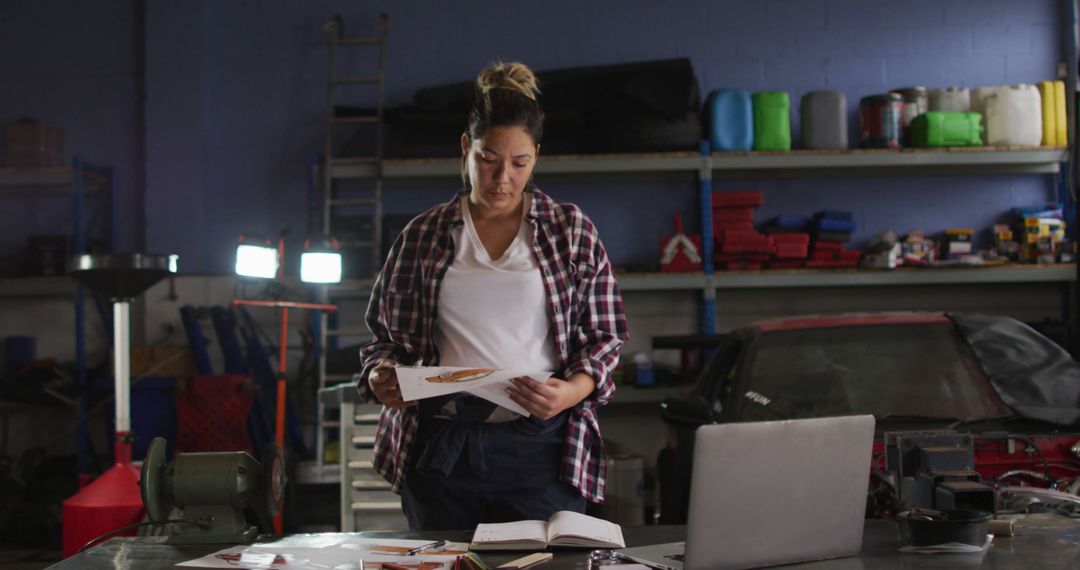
[434,195,559,373]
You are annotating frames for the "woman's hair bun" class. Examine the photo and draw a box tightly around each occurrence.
[476,61,541,102]
[465,60,544,153]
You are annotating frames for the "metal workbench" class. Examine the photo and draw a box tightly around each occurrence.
[50,513,1080,569]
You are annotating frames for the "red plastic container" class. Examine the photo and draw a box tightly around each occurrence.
[61,463,144,558]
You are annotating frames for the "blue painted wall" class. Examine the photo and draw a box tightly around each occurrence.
[5,0,1066,273]
[1,0,141,260]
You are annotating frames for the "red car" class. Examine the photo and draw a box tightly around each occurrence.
[657,312,1080,523]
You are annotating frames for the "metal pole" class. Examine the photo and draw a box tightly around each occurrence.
[113,301,132,465]
[275,306,289,534]
[698,143,716,335]
[73,155,90,478]
[1067,0,1079,353]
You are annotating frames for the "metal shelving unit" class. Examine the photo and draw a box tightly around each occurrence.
[330,147,1069,180]
[708,264,1076,289]
[0,276,78,297]
[0,157,114,475]
[617,264,1077,293]
[329,147,1075,313]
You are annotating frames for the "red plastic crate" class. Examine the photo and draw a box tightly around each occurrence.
[774,243,809,259]
[718,228,768,243]
[810,249,861,262]
[712,220,755,235]
[176,374,255,453]
[719,261,765,270]
[771,233,810,245]
[712,207,756,224]
[812,238,846,251]
[712,190,764,207]
[768,260,806,269]
[715,253,771,263]
[805,259,860,268]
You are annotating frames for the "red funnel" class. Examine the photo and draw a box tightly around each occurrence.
[61,461,144,558]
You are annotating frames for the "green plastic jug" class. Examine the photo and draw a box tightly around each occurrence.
[909,112,984,147]
[753,91,791,151]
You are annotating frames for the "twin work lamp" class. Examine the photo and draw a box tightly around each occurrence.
[231,234,340,533]
[235,234,343,284]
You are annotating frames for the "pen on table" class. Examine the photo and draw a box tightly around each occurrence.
[405,539,446,555]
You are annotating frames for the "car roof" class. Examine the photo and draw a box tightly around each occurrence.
[753,312,951,333]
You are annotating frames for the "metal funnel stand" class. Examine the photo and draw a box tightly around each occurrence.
[61,253,178,558]
[69,253,178,464]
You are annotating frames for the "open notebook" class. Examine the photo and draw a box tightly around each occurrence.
[470,511,625,551]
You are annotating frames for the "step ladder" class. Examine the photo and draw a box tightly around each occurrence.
[338,389,408,531]
[303,15,394,522]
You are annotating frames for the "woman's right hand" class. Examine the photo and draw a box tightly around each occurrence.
[367,359,415,409]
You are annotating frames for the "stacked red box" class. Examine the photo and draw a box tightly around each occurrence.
[713,191,769,269]
[806,248,861,268]
[769,233,810,268]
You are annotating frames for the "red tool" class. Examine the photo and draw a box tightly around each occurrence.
[660,213,703,272]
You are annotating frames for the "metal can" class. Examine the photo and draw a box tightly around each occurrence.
[860,93,904,149]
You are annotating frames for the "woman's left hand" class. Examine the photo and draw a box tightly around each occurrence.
[506,373,595,420]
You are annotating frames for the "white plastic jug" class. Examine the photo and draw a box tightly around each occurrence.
[970,86,1002,119]
[985,84,1042,146]
[928,87,971,112]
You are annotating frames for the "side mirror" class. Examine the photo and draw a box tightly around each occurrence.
[660,396,716,426]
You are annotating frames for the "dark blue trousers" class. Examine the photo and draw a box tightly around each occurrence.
[401,397,586,531]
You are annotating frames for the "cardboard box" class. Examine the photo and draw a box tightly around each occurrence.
[129,346,197,377]
[5,119,65,167]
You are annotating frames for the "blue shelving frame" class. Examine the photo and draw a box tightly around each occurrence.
[72,155,116,476]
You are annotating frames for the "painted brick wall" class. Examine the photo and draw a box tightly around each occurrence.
[2,0,1067,273]
[146,0,1064,273]
[0,0,141,263]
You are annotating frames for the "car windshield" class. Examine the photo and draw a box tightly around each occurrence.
[739,322,1013,422]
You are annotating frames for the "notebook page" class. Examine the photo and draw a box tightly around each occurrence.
[547,511,624,546]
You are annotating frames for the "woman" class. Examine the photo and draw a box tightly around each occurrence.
[358,61,628,531]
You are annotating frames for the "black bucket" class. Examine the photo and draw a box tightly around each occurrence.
[897,509,993,547]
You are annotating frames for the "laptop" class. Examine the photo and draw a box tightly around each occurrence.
[618,415,875,570]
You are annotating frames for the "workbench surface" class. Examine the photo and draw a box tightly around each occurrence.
[51,514,1080,569]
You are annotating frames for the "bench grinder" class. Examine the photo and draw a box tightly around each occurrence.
[140,436,285,543]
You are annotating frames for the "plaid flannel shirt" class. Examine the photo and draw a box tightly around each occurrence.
[358,187,628,503]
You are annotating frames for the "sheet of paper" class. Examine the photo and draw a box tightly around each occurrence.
[177,538,469,569]
[395,365,551,416]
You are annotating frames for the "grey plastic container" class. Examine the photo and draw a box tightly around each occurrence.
[801,90,848,149]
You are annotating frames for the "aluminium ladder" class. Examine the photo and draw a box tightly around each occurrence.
[309,13,406,531]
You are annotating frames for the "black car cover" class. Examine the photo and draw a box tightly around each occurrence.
[950,312,1080,426]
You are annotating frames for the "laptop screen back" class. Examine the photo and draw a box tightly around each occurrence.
[684,415,875,570]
